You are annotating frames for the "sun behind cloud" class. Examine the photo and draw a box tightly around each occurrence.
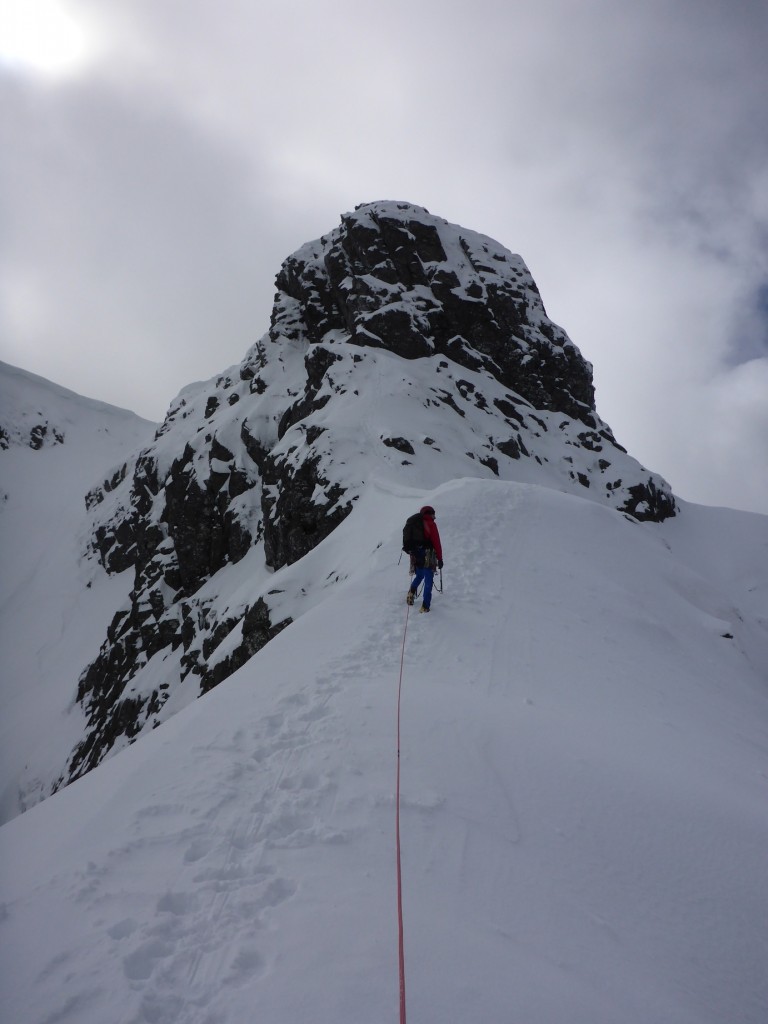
[0,0,96,79]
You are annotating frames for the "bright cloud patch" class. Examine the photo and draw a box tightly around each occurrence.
[0,0,94,78]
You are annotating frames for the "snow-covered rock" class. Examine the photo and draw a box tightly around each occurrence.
[0,361,156,821]
[59,202,676,787]
[2,207,768,1023]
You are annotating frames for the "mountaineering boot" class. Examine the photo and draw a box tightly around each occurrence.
[419,604,430,613]
[406,589,415,606]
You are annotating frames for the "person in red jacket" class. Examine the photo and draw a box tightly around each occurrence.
[405,505,443,612]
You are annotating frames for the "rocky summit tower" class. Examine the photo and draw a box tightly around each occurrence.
[66,201,675,786]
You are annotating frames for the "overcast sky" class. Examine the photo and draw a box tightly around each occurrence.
[1,0,767,514]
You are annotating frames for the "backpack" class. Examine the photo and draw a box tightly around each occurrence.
[402,512,425,552]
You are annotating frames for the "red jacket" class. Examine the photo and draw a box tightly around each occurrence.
[423,515,443,561]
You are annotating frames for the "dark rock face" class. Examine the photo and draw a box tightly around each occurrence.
[66,201,676,785]
[276,203,596,424]
[0,420,65,450]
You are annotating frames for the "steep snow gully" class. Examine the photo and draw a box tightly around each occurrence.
[2,478,768,1024]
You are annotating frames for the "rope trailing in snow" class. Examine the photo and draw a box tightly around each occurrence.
[395,603,410,1024]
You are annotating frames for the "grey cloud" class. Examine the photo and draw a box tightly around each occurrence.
[1,0,766,511]
[1,76,294,413]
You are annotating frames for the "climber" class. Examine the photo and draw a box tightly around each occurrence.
[402,505,443,613]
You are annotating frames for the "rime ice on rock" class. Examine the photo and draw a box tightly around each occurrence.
[66,202,676,784]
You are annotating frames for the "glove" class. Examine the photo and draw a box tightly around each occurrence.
[438,559,444,569]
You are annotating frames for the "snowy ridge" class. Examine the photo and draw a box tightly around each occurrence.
[0,359,150,451]
[1,478,767,1023]
[64,203,675,793]
[0,361,156,822]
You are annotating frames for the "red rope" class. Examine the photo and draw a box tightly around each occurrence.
[396,604,409,1024]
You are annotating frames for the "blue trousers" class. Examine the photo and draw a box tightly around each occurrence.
[409,567,435,609]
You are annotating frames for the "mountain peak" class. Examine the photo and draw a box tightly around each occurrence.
[268,200,595,424]
[30,205,676,788]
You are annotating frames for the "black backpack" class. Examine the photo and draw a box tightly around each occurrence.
[402,512,425,552]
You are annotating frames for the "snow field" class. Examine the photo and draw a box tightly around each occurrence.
[1,477,767,1023]
[0,363,156,821]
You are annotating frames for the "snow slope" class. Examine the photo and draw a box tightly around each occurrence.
[66,327,674,786]
[2,477,767,1024]
[2,205,676,807]
[0,361,157,820]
